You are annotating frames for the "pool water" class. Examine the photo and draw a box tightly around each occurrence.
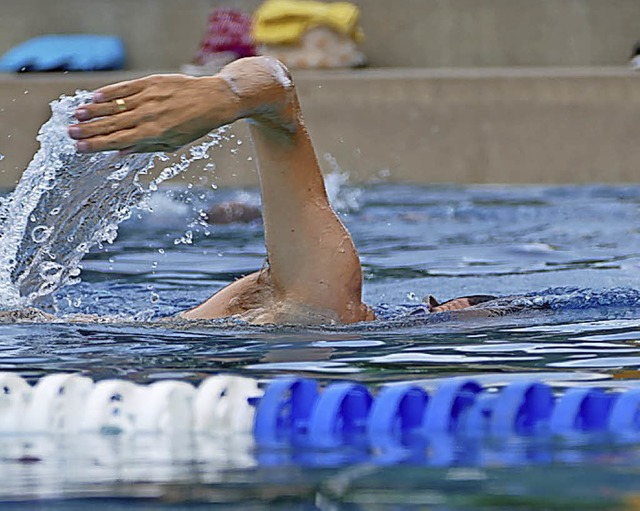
[3,182,640,509]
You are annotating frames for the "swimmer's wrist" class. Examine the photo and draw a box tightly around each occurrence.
[196,75,243,130]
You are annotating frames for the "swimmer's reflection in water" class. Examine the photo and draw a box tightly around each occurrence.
[67,56,503,325]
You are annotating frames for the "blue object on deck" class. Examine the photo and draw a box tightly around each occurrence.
[0,35,125,72]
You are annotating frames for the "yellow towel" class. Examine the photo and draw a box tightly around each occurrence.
[254,0,364,45]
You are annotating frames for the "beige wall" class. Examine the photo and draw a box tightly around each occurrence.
[1,0,639,69]
[1,67,639,187]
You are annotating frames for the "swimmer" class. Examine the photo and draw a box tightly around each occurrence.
[68,56,492,325]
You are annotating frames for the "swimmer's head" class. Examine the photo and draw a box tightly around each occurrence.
[205,201,262,224]
[425,294,496,312]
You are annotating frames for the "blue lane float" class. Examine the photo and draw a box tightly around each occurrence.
[253,376,640,455]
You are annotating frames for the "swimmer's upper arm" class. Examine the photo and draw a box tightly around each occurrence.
[187,57,371,323]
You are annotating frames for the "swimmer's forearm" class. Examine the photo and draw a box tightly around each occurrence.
[68,57,296,154]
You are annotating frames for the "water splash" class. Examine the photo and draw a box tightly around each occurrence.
[0,91,227,309]
[323,153,361,212]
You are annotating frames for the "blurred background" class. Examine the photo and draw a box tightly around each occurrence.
[3,0,640,69]
[1,0,640,186]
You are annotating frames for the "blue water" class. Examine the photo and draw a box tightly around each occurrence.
[4,182,640,509]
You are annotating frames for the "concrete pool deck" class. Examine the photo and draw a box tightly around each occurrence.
[0,67,639,187]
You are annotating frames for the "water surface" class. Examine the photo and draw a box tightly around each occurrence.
[4,97,640,509]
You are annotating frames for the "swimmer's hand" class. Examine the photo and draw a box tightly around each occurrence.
[68,57,295,154]
[68,74,240,154]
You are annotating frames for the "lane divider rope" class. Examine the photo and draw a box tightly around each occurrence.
[1,373,639,453]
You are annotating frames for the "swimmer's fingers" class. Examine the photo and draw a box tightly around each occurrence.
[76,129,179,154]
[72,74,240,154]
[75,128,152,154]
[75,93,144,121]
[92,77,149,103]
[69,111,140,140]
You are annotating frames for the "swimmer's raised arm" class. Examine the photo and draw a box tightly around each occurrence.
[70,56,373,324]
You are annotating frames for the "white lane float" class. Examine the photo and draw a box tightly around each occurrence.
[0,373,262,436]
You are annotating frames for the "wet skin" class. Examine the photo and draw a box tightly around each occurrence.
[68,56,475,325]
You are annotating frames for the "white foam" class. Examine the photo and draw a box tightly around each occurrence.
[0,91,229,309]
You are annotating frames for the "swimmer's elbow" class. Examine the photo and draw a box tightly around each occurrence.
[218,56,298,132]
[253,56,295,92]
[222,56,294,93]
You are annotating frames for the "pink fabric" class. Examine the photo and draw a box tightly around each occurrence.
[194,8,256,65]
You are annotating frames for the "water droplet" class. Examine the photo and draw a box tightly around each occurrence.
[31,225,52,244]
[39,261,64,280]
[40,176,56,191]
[150,292,160,303]
[37,281,56,295]
[174,230,193,245]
